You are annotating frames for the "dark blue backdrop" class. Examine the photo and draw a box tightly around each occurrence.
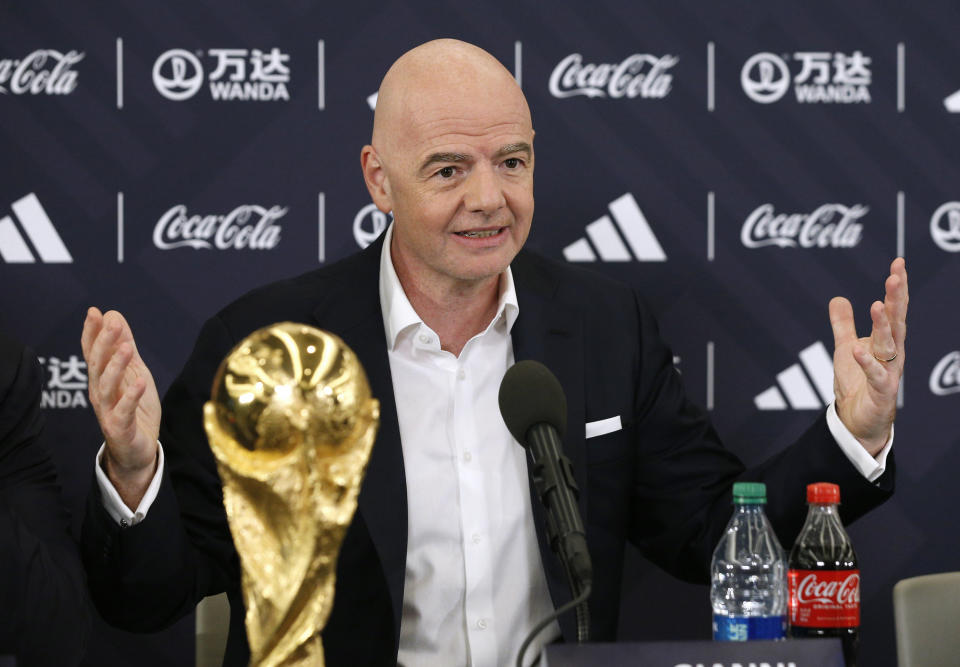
[2,1,958,665]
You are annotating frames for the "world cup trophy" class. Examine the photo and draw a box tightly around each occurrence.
[203,323,379,667]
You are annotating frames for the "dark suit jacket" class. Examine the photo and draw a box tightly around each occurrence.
[0,331,90,665]
[82,237,894,665]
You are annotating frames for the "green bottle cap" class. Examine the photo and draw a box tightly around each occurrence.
[732,481,767,504]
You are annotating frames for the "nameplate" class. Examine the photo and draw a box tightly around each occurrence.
[542,638,844,667]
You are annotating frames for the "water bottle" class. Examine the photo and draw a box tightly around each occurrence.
[710,481,787,641]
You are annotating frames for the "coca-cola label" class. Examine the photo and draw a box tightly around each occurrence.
[153,204,286,250]
[741,203,867,249]
[0,49,84,95]
[548,53,677,99]
[788,569,860,628]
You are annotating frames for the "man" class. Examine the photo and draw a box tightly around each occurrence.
[80,40,907,666]
[1,330,90,665]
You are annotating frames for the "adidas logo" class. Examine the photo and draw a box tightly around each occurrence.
[755,341,835,410]
[563,193,666,262]
[945,88,960,113]
[0,193,72,263]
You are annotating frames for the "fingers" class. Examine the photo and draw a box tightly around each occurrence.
[111,377,146,436]
[97,342,134,410]
[829,296,857,349]
[80,307,103,360]
[884,258,908,350]
[852,340,889,387]
[868,300,897,362]
[83,309,147,436]
[86,310,136,386]
[86,314,121,391]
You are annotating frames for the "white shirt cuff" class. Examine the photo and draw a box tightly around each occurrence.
[95,442,165,526]
[825,402,893,483]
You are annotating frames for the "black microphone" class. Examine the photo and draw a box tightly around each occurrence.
[498,360,593,593]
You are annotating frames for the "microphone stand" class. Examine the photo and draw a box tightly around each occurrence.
[515,581,592,667]
[515,427,592,667]
[564,558,591,644]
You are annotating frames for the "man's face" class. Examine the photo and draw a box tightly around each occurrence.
[376,84,534,290]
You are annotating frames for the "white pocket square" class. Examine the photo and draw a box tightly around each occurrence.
[585,415,622,439]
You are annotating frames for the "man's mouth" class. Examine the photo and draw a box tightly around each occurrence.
[454,228,504,238]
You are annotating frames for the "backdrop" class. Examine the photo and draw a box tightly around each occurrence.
[2,1,958,665]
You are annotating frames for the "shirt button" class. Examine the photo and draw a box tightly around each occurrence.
[477,618,488,630]
[472,533,481,544]
[418,334,431,344]
[463,451,472,463]
[457,369,466,380]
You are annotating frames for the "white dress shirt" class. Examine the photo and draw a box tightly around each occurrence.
[96,223,894,663]
[378,224,559,666]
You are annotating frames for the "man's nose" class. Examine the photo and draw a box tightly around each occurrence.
[463,164,506,214]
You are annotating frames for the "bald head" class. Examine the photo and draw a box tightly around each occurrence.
[371,39,531,160]
[359,40,536,294]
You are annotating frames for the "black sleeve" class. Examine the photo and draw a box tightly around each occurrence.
[625,290,893,583]
[81,315,241,632]
[0,339,91,666]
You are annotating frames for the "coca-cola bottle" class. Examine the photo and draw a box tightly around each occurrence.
[788,482,860,666]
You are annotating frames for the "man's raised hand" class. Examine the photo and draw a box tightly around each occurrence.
[81,307,161,509]
[829,258,908,456]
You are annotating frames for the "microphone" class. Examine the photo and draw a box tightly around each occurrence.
[498,360,593,594]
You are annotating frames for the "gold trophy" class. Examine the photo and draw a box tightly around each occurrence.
[203,323,379,667]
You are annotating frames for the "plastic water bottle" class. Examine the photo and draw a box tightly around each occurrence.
[710,481,787,641]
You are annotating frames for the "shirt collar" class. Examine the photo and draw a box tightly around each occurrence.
[378,222,519,350]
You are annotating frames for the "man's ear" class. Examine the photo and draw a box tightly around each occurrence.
[360,145,393,213]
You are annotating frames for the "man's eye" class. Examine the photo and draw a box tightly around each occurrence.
[504,158,522,169]
[437,166,456,178]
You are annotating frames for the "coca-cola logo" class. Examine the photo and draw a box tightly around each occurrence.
[0,49,84,95]
[353,203,391,249]
[153,204,286,250]
[930,351,960,396]
[741,203,867,249]
[796,573,860,606]
[930,202,960,252]
[549,53,677,99]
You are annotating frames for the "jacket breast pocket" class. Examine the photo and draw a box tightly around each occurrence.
[585,416,631,465]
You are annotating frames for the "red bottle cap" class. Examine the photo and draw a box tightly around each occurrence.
[807,482,840,504]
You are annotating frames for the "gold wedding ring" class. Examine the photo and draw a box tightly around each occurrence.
[873,351,898,363]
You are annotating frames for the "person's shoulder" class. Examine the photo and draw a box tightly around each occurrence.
[0,330,41,403]
[212,244,377,333]
[0,330,43,454]
[513,248,640,307]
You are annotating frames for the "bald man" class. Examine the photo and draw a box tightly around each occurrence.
[81,40,906,666]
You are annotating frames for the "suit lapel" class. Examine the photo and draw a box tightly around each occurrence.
[310,238,407,649]
[309,245,590,646]
[511,252,588,642]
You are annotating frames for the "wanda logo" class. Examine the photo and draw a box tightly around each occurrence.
[796,573,860,605]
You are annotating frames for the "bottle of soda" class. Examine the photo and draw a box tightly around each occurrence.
[710,482,787,641]
[788,482,860,666]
